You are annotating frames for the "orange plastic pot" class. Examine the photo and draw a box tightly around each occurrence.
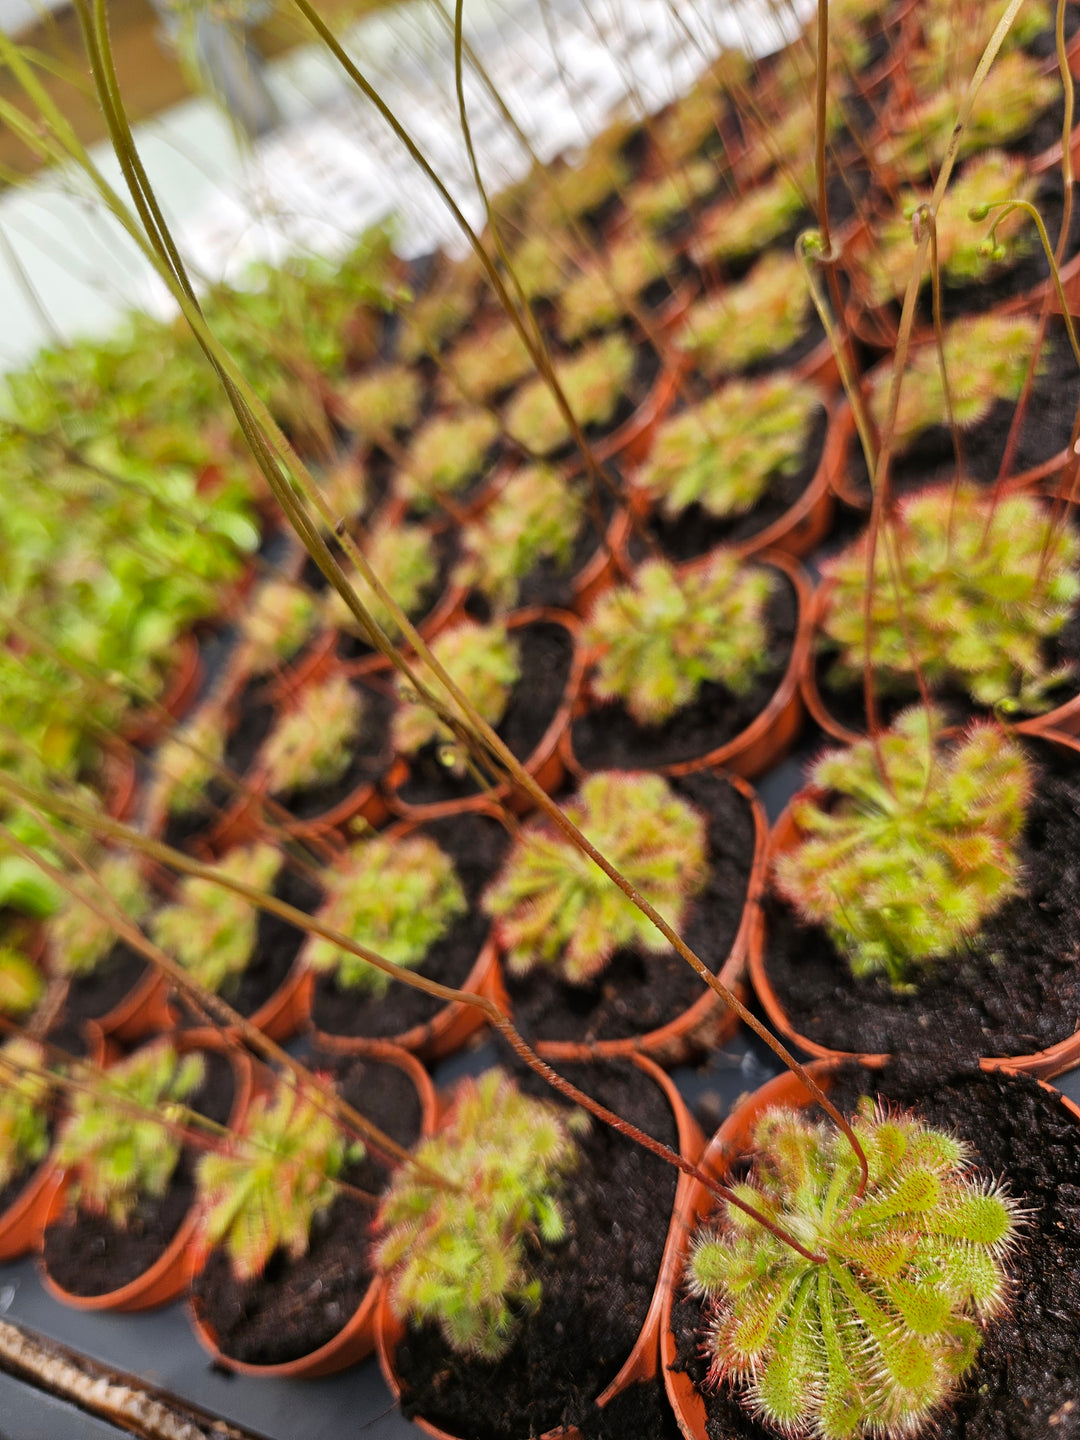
[98,737,138,823]
[38,1034,253,1313]
[570,506,633,616]
[532,772,768,1066]
[563,548,812,784]
[186,1043,437,1379]
[750,728,1080,1080]
[95,966,174,1046]
[590,359,683,471]
[376,1053,704,1440]
[803,570,1080,745]
[0,1157,56,1263]
[342,573,470,681]
[388,607,585,822]
[121,633,204,747]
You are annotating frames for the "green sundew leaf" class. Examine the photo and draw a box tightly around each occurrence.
[932,1191,1014,1248]
[886,1277,954,1335]
[755,1275,819,1426]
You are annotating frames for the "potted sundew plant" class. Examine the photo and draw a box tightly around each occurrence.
[320,518,446,663]
[455,464,608,614]
[753,706,1080,1071]
[41,1036,247,1310]
[438,321,535,406]
[485,769,763,1058]
[624,158,719,244]
[810,485,1080,737]
[633,372,830,560]
[376,1056,694,1440]
[309,807,508,1055]
[145,701,265,858]
[555,233,678,344]
[396,407,501,518]
[339,363,425,451]
[0,1038,53,1261]
[689,170,809,275]
[503,332,644,461]
[569,550,805,776]
[664,1062,1047,1440]
[239,576,321,681]
[396,267,478,364]
[675,252,828,384]
[390,614,579,815]
[46,854,169,1042]
[256,670,394,834]
[189,1052,433,1375]
[150,842,320,1038]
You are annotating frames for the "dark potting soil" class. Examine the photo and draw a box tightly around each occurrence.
[841,316,1080,503]
[761,737,1080,1061]
[670,1063,1080,1440]
[505,770,756,1047]
[63,941,149,1026]
[162,677,275,854]
[310,808,510,1039]
[395,619,574,807]
[578,1378,684,1440]
[813,526,1080,735]
[633,406,829,563]
[393,1059,677,1440]
[191,1053,423,1366]
[570,571,796,771]
[335,528,458,665]
[271,684,394,822]
[41,1051,236,1297]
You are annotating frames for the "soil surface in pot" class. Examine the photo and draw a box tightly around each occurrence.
[670,1061,1080,1440]
[310,809,510,1039]
[578,1377,683,1440]
[842,317,1079,501]
[63,941,151,1027]
[161,676,274,854]
[762,737,1080,1060]
[271,683,394,822]
[505,771,755,1046]
[41,1051,235,1297]
[393,1059,677,1440]
[633,406,829,562]
[395,619,574,807]
[191,1054,422,1365]
[170,865,323,1024]
[571,570,796,771]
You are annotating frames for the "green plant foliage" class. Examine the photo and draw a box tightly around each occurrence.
[0,1039,51,1191]
[393,621,521,770]
[865,152,1035,306]
[870,313,1038,451]
[690,170,807,267]
[503,233,569,302]
[398,277,476,363]
[689,1098,1019,1439]
[440,322,535,405]
[820,485,1080,713]
[49,854,152,979]
[484,770,707,983]
[653,76,739,165]
[678,253,812,376]
[56,1040,205,1225]
[557,235,673,342]
[0,945,45,1019]
[153,706,227,818]
[260,673,365,796]
[640,373,824,521]
[585,554,775,725]
[504,333,637,456]
[241,578,319,674]
[375,1069,582,1359]
[911,0,1051,97]
[322,519,439,640]
[456,465,586,611]
[532,150,631,226]
[150,842,283,994]
[340,364,423,440]
[774,707,1030,984]
[884,50,1058,176]
[197,1075,350,1281]
[626,159,717,234]
[399,408,500,510]
[307,833,466,995]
